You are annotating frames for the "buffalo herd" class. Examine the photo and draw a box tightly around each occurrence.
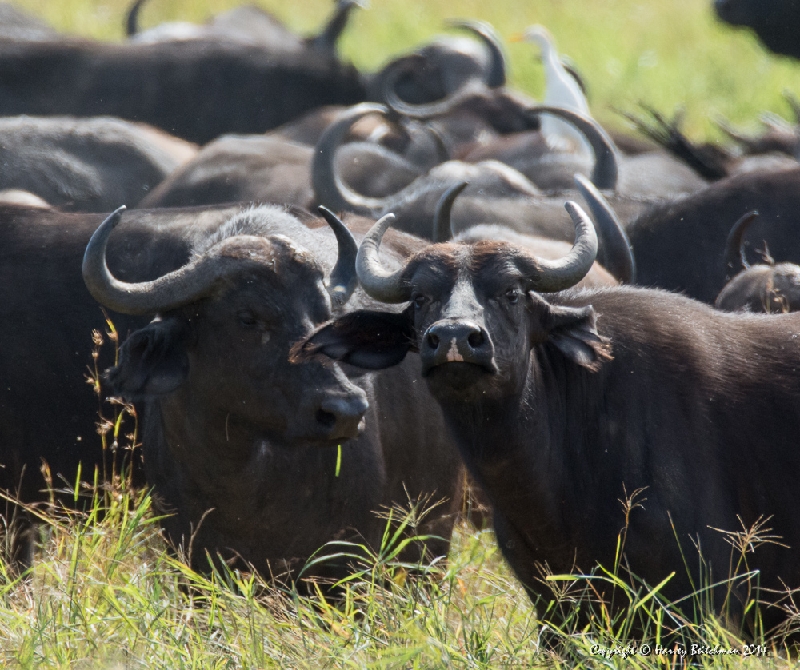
[3,0,800,643]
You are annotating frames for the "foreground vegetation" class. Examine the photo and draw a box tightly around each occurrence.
[14,0,800,140]
[0,480,795,668]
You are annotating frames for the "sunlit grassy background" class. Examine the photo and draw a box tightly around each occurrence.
[12,0,800,140]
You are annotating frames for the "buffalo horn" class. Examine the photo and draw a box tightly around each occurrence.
[573,174,635,284]
[526,105,619,189]
[724,210,759,276]
[307,0,364,55]
[312,103,390,216]
[516,201,599,293]
[432,181,468,242]
[355,214,411,303]
[382,61,488,119]
[317,206,359,306]
[83,207,233,315]
[446,19,507,88]
[125,0,147,37]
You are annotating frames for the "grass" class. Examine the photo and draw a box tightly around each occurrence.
[3,2,800,666]
[0,327,793,666]
[10,0,800,140]
[0,478,796,668]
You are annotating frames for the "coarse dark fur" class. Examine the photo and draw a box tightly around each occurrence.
[0,202,243,503]
[628,166,800,303]
[0,39,365,144]
[97,205,462,581]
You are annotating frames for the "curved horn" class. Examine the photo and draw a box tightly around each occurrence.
[397,118,451,165]
[312,103,392,216]
[560,56,589,98]
[307,0,363,55]
[83,207,234,315]
[381,56,489,120]
[724,210,759,276]
[446,19,507,87]
[356,214,411,303]
[125,0,147,37]
[425,121,451,163]
[432,181,468,242]
[516,201,598,293]
[573,174,634,284]
[317,206,358,306]
[526,105,619,189]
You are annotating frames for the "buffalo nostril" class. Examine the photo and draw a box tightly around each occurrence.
[468,331,484,348]
[427,332,440,349]
[315,408,337,429]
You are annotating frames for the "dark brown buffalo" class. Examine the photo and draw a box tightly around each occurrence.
[313,104,701,245]
[0,202,462,582]
[628,166,800,303]
[82,204,462,580]
[715,210,800,312]
[0,116,197,211]
[0,38,365,144]
[297,187,800,636]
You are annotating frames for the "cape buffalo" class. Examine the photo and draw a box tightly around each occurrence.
[0,39,365,144]
[628,166,800,303]
[0,202,462,583]
[80,204,463,580]
[297,186,800,635]
[715,210,800,312]
[0,116,197,211]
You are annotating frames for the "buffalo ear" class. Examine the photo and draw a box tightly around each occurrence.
[292,306,417,370]
[104,318,190,400]
[528,293,612,371]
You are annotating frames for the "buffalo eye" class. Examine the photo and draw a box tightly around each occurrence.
[505,288,521,304]
[413,294,429,309]
[237,309,258,328]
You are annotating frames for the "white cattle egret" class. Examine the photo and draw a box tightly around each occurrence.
[521,25,592,155]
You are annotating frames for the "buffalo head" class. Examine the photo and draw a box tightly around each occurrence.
[296,187,612,403]
[83,204,367,446]
[716,209,800,313]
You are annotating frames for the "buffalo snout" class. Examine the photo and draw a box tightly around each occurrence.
[421,319,496,375]
[285,381,369,444]
[315,394,369,440]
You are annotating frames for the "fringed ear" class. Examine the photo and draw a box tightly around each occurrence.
[291,306,417,370]
[528,293,612,372]
[104,318,190,400]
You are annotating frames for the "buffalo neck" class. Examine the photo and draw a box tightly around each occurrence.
[430,342,630,576]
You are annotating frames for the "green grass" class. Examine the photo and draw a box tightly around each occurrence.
[12,0,800,140]
[0,482,795,668]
